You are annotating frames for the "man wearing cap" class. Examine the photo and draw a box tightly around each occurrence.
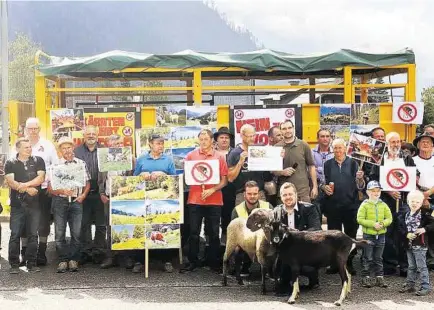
[370,131,417,276]
[74,125,105,264]
[214,127,235,244]
[5,138,46,274]
[133,133,176,273]
[412,133,434,270]
[48,137,90,273]
[14,118,58,266]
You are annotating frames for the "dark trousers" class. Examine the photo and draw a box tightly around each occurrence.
[362,234,385,277]
[188,204,221,267]
[53,197,83,262]
[181,192,190,248]
[327,208,358,261]
[38,189,52,238]
[221,185,235,235]
[383,203,409,272]
[81,192,106,257]
[278,263,319,292]
[9,202,41,266]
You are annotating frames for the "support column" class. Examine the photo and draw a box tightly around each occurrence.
[343,67,353,104]
[193,70,202,106]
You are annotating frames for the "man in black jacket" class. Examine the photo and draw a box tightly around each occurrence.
[370,132,417,276]
[273,182,322,294]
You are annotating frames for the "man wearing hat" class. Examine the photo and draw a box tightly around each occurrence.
[133,133,176,273]
[412,133,434,270]
[48,137,90,273]
[214,127,235,245]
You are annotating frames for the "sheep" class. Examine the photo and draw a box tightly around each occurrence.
[222,208,276,295]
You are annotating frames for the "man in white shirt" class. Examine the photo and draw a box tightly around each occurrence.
[17,118,58,266]
[413,133,434,201]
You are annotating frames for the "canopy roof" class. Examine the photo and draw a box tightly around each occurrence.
[35,48,415,78]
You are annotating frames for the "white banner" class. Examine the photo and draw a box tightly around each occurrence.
[233,107,296,145]
[248,146,283,171]
[392,102,424,125]
[184,159,220,185]
[380,166,417,192]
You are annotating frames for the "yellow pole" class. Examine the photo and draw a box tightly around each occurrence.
[35,71,48,139]
[343,67,353,104]
[406,64,417,142]
[193,69,202,105]
[360,75,368,103]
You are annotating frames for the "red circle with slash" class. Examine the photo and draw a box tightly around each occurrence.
[397,103,417,122]
[386,168,409,190]
[285,109,294,118]
[192,161,213,183]
[234,110,244,120]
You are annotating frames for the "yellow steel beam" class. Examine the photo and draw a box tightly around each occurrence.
[407,64,416,101]
[47,86,194,92]
[193,70,202,105]
[344,66,353,103]
[35,70,49,138]
[353,83,406,88]
[202,84,344,91]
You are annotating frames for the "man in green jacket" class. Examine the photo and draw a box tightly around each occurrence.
[357,181,393,288]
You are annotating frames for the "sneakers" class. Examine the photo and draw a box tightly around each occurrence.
[179,262,197,273]
[164,262,174,273]
[416,288,431,296]
[240,265,250,277]
[399,284,416,293]
[362,276,372,288]
[125,256,135,269]
[57,262,68,273]
[132,262,144,273]
[27,264,41,273]
[69,260,79,272]
[376,276,388,288]
[9,266,20,274]
[100,257,115,269]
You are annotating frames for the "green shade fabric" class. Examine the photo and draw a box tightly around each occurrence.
[35,48,415,76]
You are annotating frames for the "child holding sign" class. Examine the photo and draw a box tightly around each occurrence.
[357,181,393,288]
[398,190,434,296]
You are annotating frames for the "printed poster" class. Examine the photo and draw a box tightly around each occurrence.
[50,163,86,190]
[392,102,424,125]
[97,147,133,172]
[248,146,283,171]
[380,166,417,192]
[347,133,386,165]
[184,159,220,185]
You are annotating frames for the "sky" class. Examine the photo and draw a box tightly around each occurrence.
[211,0,433,99]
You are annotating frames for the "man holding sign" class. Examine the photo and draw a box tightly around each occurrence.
[371,132,417,276]
[181,129,228,273]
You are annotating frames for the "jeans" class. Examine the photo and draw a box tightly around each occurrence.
[188,204,221,267]
[362,233,385,277]
[406,247,430,290]
[81,192,106,257]
[8,201,41,266]
[52,196,83,262]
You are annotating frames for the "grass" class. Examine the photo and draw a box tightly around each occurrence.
[111,191,145,200]
[99,161,131,172]
[111,214,146,225]
[186,120,217,128]
[145,211,181,224]
[146,188,178,200]
[147,230,181,249]
[172,138,198,148]
[112,237,146,250]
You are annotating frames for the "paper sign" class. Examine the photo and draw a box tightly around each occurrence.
[248,146,283,171]
[392,102,424,125]
[347,133,386,165]
[380,166,417,192]
[184,159,220,185]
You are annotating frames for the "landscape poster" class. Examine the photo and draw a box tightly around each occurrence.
[320,104,351,125]
[185,106,217,128]
[110,176,146,200]
[171,126,201,148]
[97,147,133,172]
[50,163,86,190]
[110,200,147,225]
[111,225,145,250]
[136,127,172,156]
[145,199,182,224]
[145,224,181,249]
[156,106,187,127]
[350,103,380,125]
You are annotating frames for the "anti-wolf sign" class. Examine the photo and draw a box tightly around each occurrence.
[233,107,296,145]
[392,102,424,124]
[184,160,220,185]
[380,166,416,192]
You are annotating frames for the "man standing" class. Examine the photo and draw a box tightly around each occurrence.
[18,118,58,266]
[98,134,133,269]
[321,138,365,274]
[423,124,434,137]
[181,129,228,272]
[371,127,386,141]
[268,126,283,146]
[133,133,176,273]
[214,127,235,244]
[227,124,271,206]
[74,125,105,264]
[312,129,334,187]
[266,126,283,206]
[273,182,322,293]
[5,138,46,273]
[48,137,90,273]
[370,132,417,276]
[274,120,318,203]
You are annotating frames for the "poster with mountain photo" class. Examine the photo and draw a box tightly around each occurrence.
[185,106,217,128]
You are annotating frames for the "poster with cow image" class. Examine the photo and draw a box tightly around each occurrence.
[97,147,133,172]
[380,166,417,192]
[392,102,424,124]
[347,133,386,165]
[50,162,86,190]
[232,105,299,146]
[110,176,146,200]
[111,225,146,250]
[156,106,187,127]
[145,224,181,249]
[185,106,217,128]
[135,127,172,157]
[110,200,147,225]
[145,199,182,224]
[320,104,351,125]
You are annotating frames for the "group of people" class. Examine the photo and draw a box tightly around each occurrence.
[3,115,434,296]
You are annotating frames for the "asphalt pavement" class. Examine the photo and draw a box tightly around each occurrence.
[1,222,434,310]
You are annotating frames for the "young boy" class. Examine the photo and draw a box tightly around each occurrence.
[399,190,434,296]
[357,180,393,288]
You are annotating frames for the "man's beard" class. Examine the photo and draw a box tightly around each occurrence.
[389,147,400,156]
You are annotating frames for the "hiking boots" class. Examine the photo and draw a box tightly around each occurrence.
[399,284,416,293]
[57,262,68,273]
[27,263,41,273]
[9,266,20,274]
[69,260,79,272]
[164,262,174,273]
[376,276,388,288]
[416,288,431,296]
[100,257,115,269]
[362,276,372,288]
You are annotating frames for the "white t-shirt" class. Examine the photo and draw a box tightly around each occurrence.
[11,138,59,188]
[413,155,434,189]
